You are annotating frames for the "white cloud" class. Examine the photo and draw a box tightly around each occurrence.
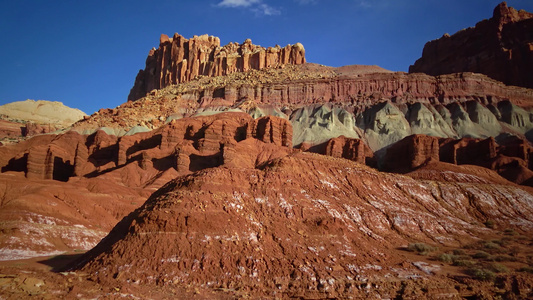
[218,0,261,8]
[254,3,281,15]
[217,0,280,16]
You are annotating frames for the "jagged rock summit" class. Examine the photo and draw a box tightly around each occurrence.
[128,33,306,101]
[410,2,533,89]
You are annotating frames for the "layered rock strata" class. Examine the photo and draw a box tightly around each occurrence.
[183,71,533,109]
[128,33,306,100]
[410,2,533,89]
[75,64,533,152]
[0,113,293,260]
[2,113,292,182]
[72,152,533,298]
[383,134,533,185]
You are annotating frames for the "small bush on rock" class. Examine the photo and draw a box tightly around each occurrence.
[472,251,491,259]
[407,243,437,255]
[468,268,496,281]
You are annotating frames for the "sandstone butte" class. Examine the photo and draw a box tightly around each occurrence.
[127,33,306,101]
[1,2,533,299]
[410,2,533,89]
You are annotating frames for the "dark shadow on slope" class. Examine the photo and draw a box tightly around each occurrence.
[189,153,222,172]
[126,134,162,157]
[38,253,86,272]
[1,153,28,173]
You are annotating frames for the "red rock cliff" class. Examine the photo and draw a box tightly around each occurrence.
[128,33,306,101]
[409,2,533,89]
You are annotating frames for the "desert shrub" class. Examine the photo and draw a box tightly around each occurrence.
[468,268,496,281]
[494,255,518,262]
[472,251,491,260]
[453,258,476,267]
[407,243,437,255]
[463,241,485,250]
[453,249,466,256]
[489,263,508,273]
[490,239,504,245]
[503,228,517,236]
[483,241,501,250]
[500,236,515,244]
[518,266,533,274]
[438,253,455,263]
[484,220,495,229]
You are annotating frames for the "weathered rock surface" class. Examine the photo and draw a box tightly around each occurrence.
[0,172,143,260]
[71,152,533,298]
[323,136,374,165]
[382,134,440,172]
[0,113,293,259]
[0,120,25,140]
[0,100,87,144]
[128,33,306,101]
[0,100,86,125]
[383,133,533,185]
[410,2,533,89]
[300,135,376,167]
[75,64,533,153]
[291,104,362,146]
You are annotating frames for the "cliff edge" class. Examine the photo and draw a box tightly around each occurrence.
[409,2,533,89]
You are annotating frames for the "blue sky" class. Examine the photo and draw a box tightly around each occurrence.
[1,0,532,114]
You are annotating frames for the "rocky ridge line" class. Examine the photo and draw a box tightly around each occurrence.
[410,2,533,89]
[73,64,533,155]
[128,33,306,101]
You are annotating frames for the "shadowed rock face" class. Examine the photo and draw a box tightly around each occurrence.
[410,2,533,89]
[382,133,533,186]
[128,33,306,101]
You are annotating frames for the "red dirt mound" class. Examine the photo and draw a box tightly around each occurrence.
[72,152,533,298]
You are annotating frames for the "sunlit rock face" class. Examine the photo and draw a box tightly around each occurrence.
[74,151,533,298]
[128,33,305,101]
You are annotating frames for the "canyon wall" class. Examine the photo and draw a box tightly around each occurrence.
[214,72,533,109]
[410,2,533,89]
